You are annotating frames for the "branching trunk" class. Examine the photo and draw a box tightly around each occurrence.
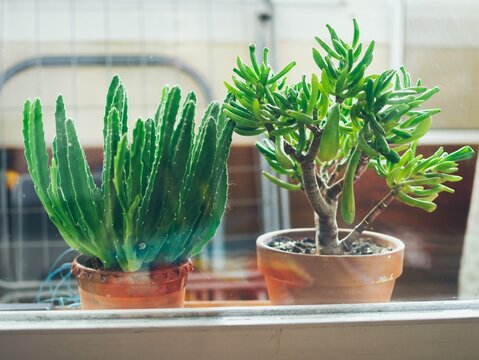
[301,161,342,255]
[268,122,382,256]
[288,123,344,255]
[341,190,397,251]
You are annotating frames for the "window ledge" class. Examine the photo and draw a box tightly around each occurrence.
[1,300,479,359]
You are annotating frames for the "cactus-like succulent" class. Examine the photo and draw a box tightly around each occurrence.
[23,76,234,272]
[224,20,475,255]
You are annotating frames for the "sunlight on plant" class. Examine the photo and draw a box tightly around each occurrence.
[224,20,474,254]
[23,76,234,271]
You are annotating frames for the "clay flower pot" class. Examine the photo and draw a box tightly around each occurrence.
[257,228,405,305]
[71,255,193,310]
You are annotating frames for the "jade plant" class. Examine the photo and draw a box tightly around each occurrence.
[224,20,474,254]
[23,76,233,271]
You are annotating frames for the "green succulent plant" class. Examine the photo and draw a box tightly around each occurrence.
[23,76,234,271]
[224,20,475,254]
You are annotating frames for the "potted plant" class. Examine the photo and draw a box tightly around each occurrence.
[223,20,475,305]
[22,76,234,309]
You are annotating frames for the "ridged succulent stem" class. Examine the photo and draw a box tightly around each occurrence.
[22,77,233,272]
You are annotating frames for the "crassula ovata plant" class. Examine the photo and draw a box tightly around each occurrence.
[224,20,474,255]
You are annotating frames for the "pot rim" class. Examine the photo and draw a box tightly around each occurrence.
[257,228,405,258]
[71,254,193,278]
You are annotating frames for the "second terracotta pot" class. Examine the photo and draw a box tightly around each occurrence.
[257,228,405,305]
[72,256,193,310]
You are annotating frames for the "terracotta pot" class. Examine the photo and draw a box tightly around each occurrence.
[257,228,405,305]
[71,255,193,310]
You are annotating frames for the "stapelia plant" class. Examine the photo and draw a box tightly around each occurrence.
[23,76,233,271]
[224,20,474,255]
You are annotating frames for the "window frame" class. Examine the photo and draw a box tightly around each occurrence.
[1,300,479,359]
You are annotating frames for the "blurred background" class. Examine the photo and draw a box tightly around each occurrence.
[1,0,479,306]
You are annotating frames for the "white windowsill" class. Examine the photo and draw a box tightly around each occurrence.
[1,300,479,359]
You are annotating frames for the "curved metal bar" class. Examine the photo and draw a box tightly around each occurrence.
[0,55,213,102]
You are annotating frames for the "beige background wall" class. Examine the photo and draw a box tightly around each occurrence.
[0,0,478,147]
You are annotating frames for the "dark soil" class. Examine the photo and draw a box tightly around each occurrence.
[268,236,392,255]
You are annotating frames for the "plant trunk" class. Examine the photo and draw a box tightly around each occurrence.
[314,205,342,255]
[300,161,343,255]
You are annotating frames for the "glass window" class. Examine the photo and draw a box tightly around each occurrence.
[1,2,479,352]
